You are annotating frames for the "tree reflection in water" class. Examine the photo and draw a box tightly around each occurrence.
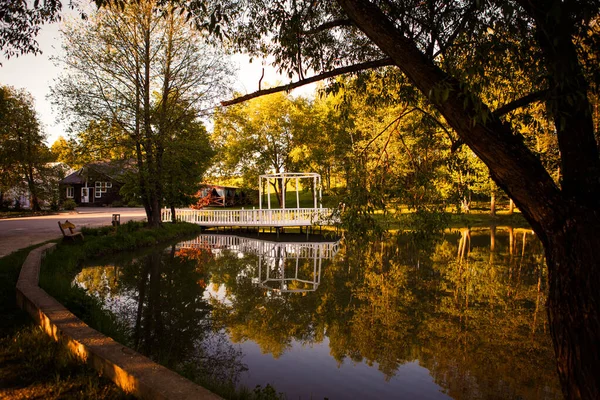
[74,229,561,399]
[74,242,248,389]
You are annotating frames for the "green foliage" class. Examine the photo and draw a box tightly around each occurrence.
[0,85,53,211]
[126,200,140,208]
[250,385,284,400]
[0,0,62,59]
[50,136,82,168]
[212,92,310,196]
[62,199,77,210]
[52,0,232,225]
[161,104,215,210]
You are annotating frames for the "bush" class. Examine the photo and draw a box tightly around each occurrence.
[111,200,123,207]
[62,199,77,210]
[0,199,11,211]
[127,200,140,207]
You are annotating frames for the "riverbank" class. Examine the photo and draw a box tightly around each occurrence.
[0,244,132,399]
[1,222,204,399]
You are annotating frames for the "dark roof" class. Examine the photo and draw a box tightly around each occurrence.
[60,160,135,185]
[61,170,85,185]
[202,184,239,189]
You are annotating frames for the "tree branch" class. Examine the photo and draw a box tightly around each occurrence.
[302,18,353,35]
[360,106,413,155]
[336,0,563,234]
[493,89,548,117]
[221,58,394,106]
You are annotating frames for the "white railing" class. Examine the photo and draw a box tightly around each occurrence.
[161,207,337,227]
[178,234,340,259]
[177,234,340,293]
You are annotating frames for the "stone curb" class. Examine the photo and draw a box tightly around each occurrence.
[16,243,222,400]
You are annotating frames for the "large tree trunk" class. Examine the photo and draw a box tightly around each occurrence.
[545,217,600,400]
[142,7,161,229]
[26,165,41,212]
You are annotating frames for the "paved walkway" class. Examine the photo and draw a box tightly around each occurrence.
[0,208,147,258]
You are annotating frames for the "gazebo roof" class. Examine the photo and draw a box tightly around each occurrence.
[259,172,320,179]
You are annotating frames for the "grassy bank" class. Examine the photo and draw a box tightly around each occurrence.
[0,210,60,219]
[0,245,132,399]
[371,208,530,232]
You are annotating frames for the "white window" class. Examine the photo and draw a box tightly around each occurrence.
[66,187,74,198]
[95,181,111,197]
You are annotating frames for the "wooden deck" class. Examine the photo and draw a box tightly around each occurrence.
[161,207,337,227]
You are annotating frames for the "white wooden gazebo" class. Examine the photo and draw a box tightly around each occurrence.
[259,172,322,210]
[162,171,335,228]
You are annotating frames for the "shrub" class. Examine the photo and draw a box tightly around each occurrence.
[111,200,123,207]
[0,199,11,210]
[127,200,140,208]
[62,199,77,210]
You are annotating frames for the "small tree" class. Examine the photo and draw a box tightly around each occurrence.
[0,85,51,211]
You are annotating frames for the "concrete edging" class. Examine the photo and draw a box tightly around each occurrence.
[16,243,221,400]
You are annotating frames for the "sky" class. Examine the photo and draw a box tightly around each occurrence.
[0,9,314,146]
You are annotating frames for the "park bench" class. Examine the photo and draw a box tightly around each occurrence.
[58,220,84,241]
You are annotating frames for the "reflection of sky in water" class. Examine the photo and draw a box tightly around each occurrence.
[237,337,450,399]
[204,282,231,305]
[73,271,139,328]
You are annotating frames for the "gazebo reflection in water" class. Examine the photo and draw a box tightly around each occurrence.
[176,233,341,293]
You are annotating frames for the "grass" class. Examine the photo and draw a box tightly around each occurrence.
[0,210,60,219]
[0,244,132,399]
[368,201,531,232]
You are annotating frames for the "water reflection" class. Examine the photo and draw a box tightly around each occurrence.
[73,228,561,400]
[177,234,340,293]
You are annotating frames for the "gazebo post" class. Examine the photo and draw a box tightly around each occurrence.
[313,174,317,209]
[259,176,262,210]
[319,175,322,209]
[296,177,300,209]
[281,172,285,209]
[267,176,271,209]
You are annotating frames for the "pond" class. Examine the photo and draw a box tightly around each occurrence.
[73,228,561,399]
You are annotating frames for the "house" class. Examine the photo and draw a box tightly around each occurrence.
[60,161,130,206]
[194,184,248,207]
